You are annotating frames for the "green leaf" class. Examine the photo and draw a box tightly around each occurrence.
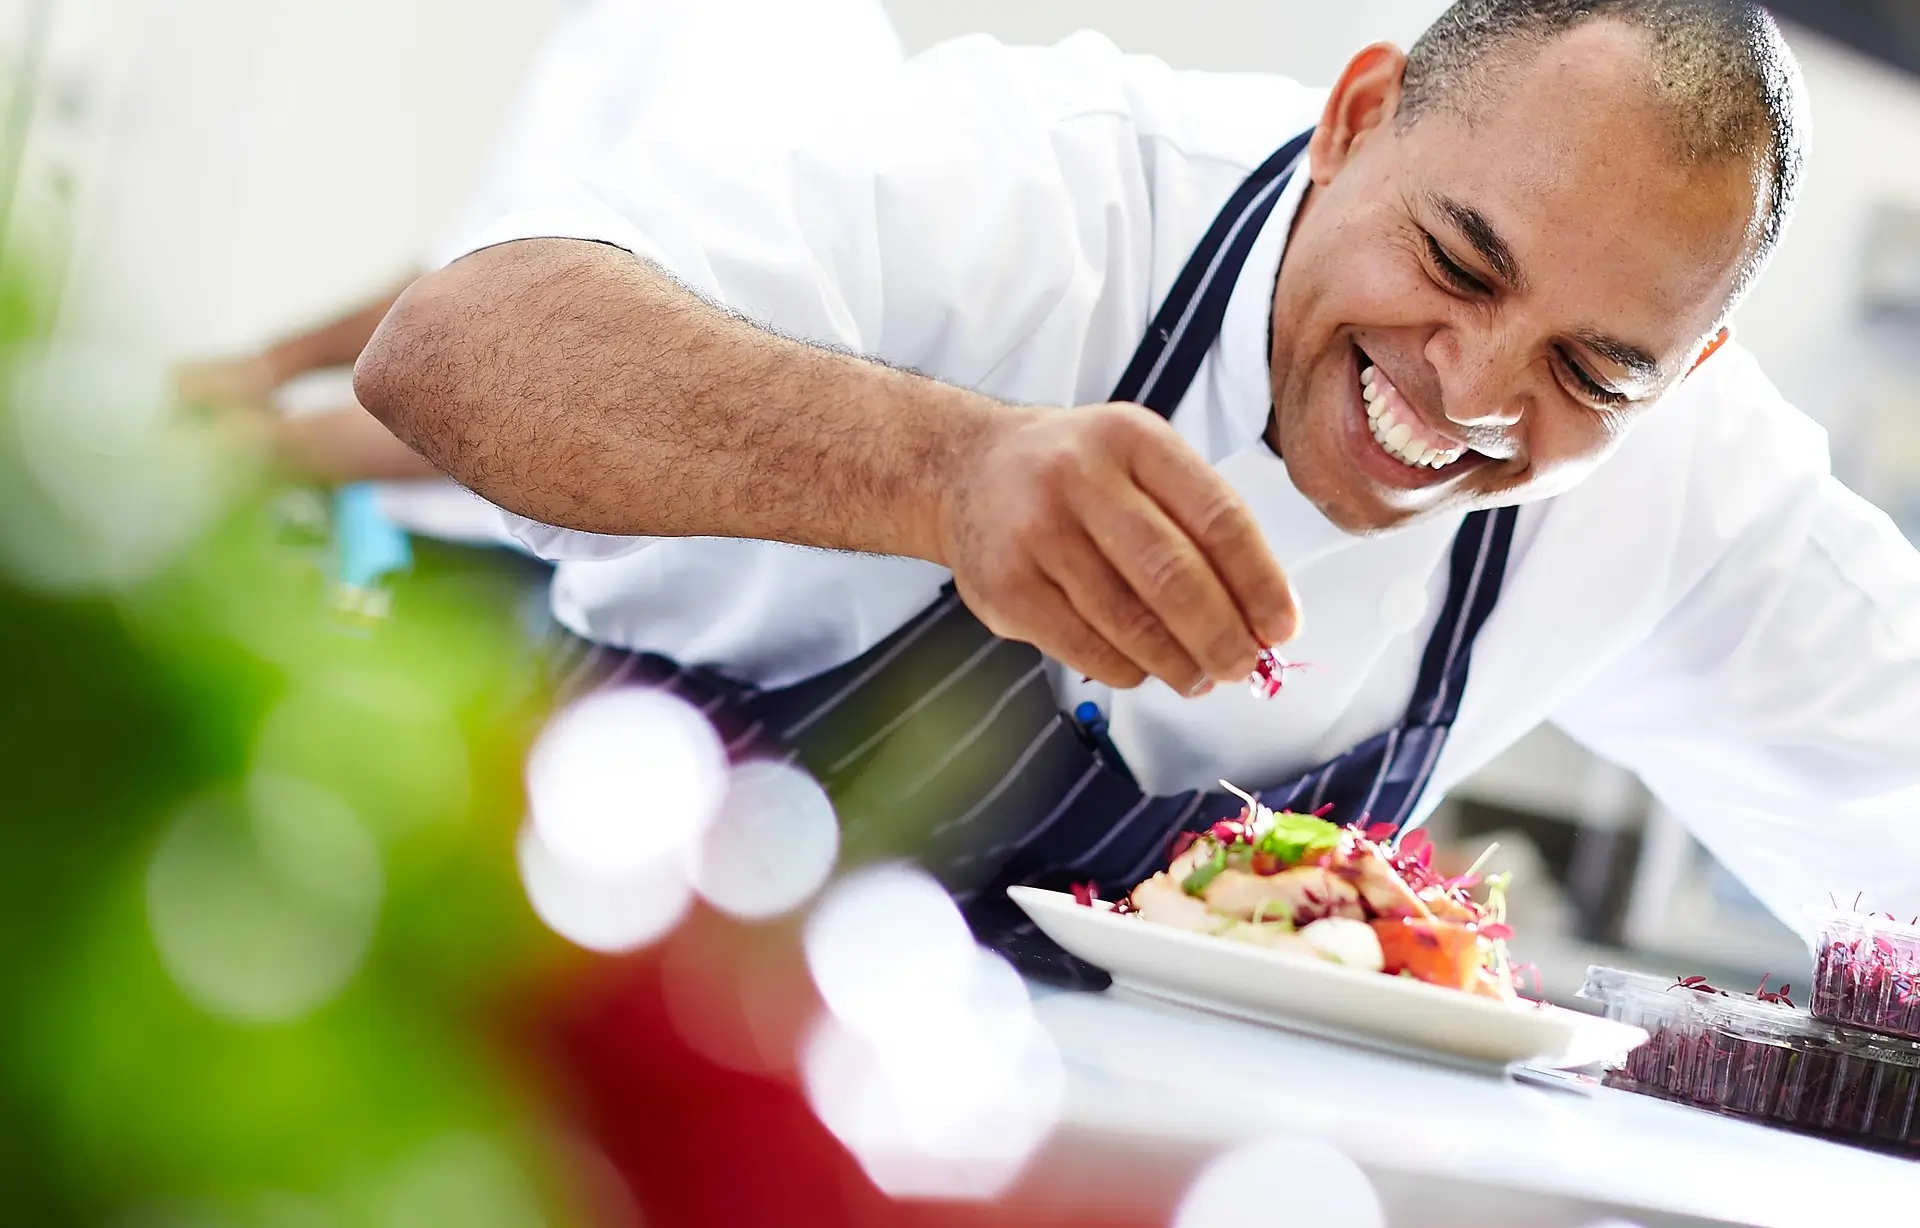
[1182,845,1229,896]
[1254,812,1342,866]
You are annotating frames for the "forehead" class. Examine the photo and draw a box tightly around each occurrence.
[1392,24,1759,357]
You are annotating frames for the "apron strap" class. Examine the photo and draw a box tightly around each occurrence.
[1113,131,1313,418]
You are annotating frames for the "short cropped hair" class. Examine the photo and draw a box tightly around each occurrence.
[1399,0,1809,298]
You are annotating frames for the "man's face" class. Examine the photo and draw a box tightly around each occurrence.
[1270,23,1763,533]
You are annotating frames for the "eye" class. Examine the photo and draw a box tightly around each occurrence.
[1555,348,1631,409]
[1424,233,1489,296]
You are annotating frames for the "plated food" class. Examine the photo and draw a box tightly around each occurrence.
[1077,783,1523,1003]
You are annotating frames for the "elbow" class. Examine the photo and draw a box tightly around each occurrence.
[351,280,433,433]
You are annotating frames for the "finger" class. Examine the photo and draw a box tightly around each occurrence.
[1017,578,1148,690]
[1040,526,1208,696]
[1127,424,1301,647]
[1077,486,1261,685]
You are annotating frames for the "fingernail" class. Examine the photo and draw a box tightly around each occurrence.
[1188,680,1215,698]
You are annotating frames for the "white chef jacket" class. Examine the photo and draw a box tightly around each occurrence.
[424,0,905,270]
[456,31,1920,932]
[376,0,905,541]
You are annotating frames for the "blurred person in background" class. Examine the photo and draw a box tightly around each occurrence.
[356,0,1920,986]
[173,0,904,544]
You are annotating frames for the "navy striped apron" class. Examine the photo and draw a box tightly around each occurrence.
[547,130,1519,987]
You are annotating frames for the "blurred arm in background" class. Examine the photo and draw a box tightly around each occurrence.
[173,279,442,483]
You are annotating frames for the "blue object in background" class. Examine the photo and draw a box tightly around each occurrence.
[333,482,411,591]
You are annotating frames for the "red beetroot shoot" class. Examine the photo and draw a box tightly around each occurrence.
[1247,649,1313,699]
[1670,975,1726,997]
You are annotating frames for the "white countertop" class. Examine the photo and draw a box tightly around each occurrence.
[1032,984,1920,1228]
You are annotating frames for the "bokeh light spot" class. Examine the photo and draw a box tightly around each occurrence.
[146,776,382,1024]
[800,864,1062,1200]
[526,687,727,878]
[515,820,691,954]
[689,760,839,920]
[1174,1138,1383,1228]
[0,343,229,592]
[803,862,976,1038]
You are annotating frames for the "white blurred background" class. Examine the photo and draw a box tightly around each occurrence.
[15,0,1920,997]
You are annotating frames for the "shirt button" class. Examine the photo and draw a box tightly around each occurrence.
[1381,578,1430,635]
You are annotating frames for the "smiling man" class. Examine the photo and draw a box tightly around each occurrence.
[356,0,1920,978]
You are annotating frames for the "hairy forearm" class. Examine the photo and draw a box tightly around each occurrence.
[265,280,414,382]
[354,239,1004,562]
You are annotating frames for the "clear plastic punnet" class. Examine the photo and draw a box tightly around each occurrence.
[1579,965,1920,1151]
[1812,909,1920,1040]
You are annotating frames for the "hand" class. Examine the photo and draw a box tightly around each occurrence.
[173,354,279,416]
[936,403,1300,694]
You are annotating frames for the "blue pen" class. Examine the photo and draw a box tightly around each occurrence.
[1073,701,1139,790]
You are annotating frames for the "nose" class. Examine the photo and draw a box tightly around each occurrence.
[1424,327,1524,430]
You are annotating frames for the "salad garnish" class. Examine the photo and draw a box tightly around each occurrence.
[1248,649,1312,699]
[1107,780,1527,1001]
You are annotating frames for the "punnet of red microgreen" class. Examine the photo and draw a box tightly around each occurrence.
[1589,962,1920,1152]
[1812,906,1920,1040]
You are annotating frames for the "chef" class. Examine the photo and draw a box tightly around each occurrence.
[355,0,1920,981]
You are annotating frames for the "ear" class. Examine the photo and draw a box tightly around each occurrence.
[1687,327,1731,376]
[1307,43,1409,187]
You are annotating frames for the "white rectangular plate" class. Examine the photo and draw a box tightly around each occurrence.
[1009,885,1646,1070]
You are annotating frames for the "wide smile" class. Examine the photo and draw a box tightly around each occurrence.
[1346,345,1484,490]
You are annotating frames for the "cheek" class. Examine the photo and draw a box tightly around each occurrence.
[1290,203,1430,328]
[1518,404,1628,489]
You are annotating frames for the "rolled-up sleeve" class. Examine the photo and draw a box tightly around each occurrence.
[442,32,1180,564]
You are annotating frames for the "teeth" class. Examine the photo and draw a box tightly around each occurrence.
[1358,361,1464,471]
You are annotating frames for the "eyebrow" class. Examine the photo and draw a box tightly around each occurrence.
[1427,191,1663,386]
[1571,329,1661,384]
[1430,193,1524,290]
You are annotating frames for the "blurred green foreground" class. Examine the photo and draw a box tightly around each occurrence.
[0,238,589,1227]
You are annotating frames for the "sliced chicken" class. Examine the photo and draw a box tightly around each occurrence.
[1201,865,1364,924]
[1128,872,1224,934]
[1168,837,1214,882]
[1343,839,1435,922]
